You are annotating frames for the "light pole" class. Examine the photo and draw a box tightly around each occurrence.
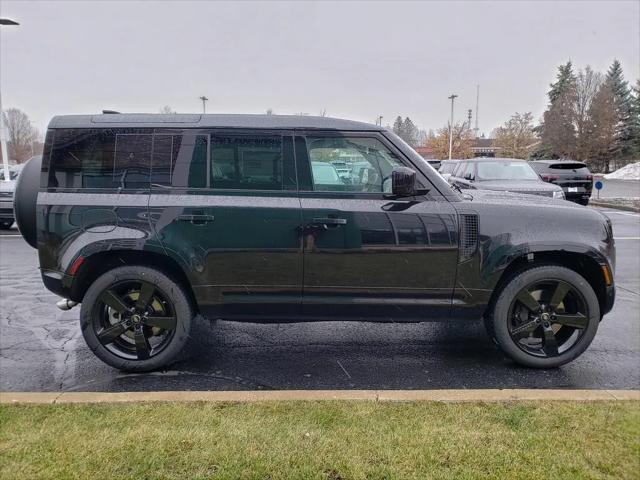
[377,115,383,126]
[199,96,209,114]
[447,94,458,160]
[0,18,19,182]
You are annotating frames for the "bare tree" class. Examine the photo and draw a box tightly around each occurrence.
[159,105,176,114]
[426,122,474,160]
[585,82,618,172]
[266,108,274,115]
[574,66,604,161]
[493,112,538,159]
[2,108,40,163]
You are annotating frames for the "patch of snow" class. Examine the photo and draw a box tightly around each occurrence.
[604,162,640,180]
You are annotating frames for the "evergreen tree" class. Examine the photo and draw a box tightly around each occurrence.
[605,60,634,159]
[548,61,576,104]
[537,61,577,158]
[392,116,404,138]
[402,117,418,146]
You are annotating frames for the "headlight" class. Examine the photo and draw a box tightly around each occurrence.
[553,190,565,199]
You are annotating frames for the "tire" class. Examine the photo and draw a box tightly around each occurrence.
[80,266,194,372]
[0,219,13,229]
[486,265,600,368]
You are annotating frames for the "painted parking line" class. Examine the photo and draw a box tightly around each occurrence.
[1,389,639,404]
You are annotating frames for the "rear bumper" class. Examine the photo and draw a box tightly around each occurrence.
[41,269,73,299]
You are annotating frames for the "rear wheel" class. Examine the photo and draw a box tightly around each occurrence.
[486,265,600,368]
[80,266,194,372]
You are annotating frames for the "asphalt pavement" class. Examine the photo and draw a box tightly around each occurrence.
[0,207,638,392]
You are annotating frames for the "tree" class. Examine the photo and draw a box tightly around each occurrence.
[1,108,40,163]
[159,105,176,114]
[266,108,274,115]
[606,60,634,160]
[584,82,617,172]
[574,66,604,161]
[538,61,578,159]
[548,61,576,104]
[425,122,474,160]
[493,112,538,159]
[632,79,640,157]
[392,116,419,146]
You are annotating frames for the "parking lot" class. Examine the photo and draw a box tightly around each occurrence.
[0,206,638,392]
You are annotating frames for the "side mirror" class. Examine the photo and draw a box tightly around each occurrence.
[385,167,416,197]
[464,173,473,181]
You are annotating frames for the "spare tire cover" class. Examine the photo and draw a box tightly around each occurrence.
[14,155,42,248]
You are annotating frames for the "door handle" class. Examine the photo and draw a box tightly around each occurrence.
[176,214,215,225]
[310,217,347,229]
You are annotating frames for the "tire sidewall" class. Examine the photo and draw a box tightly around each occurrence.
[491,266,600,368]
[80,266,193,372]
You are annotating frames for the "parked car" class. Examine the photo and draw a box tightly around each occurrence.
[14,114,614,371]
[530,160,593,205]
[448,157,565,199]
[438,159,458,181]
[0,163,27,229]
[427,159,441,171]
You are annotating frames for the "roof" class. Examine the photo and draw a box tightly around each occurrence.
[472,138,495,148]
[529,159,583,164]
[414,146,436,159]
[464,157,528,162]
[48,113,382,131]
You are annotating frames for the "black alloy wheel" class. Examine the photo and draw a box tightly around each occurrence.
[93,280,177,360]
[80,266,194,371]
[508,279,589,358]
[487,265,600,368]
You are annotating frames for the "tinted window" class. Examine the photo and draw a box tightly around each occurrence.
[150,133,207,188]
[476,161,539,180]
[49,129,118,189]
[306,137,403,192]
[114,134,152,189]
[210,135,283,190]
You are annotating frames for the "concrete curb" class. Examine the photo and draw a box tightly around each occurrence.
[590,200,640,213]
[1,389,638,404]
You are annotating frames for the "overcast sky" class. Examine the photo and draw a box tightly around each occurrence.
[1,0,638,135]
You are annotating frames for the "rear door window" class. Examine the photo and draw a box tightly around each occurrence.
[150,133,208,188]
[209,134,286,191]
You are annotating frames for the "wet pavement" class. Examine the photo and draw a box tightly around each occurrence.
[0,207,638,392]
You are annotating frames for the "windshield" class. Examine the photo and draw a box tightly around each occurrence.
[476,161,539,181]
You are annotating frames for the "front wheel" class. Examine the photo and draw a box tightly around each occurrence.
[80,266,194,372]
[487,265,600,368]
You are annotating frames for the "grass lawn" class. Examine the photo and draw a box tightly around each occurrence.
[1,401,638,479]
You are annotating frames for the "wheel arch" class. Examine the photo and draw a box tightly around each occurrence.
[69,250,199,312]
[485,250,608,319]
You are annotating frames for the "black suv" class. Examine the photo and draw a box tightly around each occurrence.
[14,114,615,371]
[530,160,593,205]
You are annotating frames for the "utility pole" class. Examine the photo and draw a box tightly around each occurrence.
[474,84,480,138]
[198,96,209,114]
[0,18,20,182]
[377,115,383,126]
[448,94,458,160]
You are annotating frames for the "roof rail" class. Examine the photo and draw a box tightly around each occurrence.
[102,110,120,114]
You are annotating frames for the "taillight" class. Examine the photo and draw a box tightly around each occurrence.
[586,175,593,181]
[540,174,559,182]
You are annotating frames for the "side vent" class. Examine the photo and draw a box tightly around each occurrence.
[458,214,478,263]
